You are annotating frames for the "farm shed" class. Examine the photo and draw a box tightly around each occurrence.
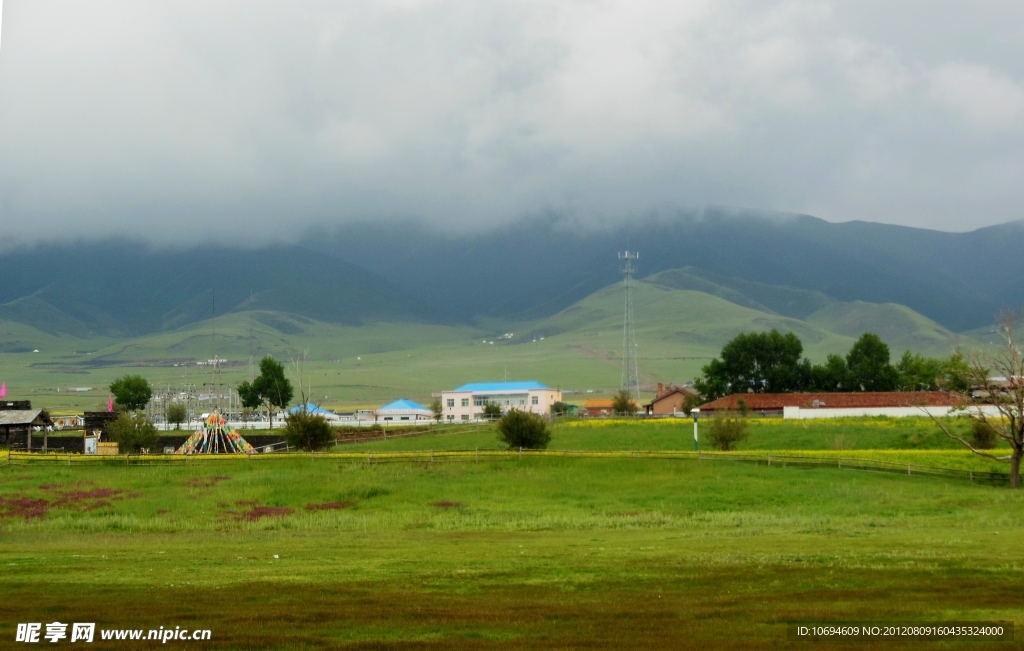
[0,409,54,450]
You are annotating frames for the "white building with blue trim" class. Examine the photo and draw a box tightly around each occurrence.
[376,399,434,423]
[440,381,561,421]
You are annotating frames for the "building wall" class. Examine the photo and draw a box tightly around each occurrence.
[650,393,687,415]
[440,388,561,421]
[782,405,1003,419]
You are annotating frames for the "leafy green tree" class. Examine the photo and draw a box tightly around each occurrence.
[810,354,850,391]
[895,351,943,391]
[482,402,503,420]
[611,389,638,415]
[497,410,552,449]
[551,401,574,417]
[940,351,972,392]
[237,357,294,429]
[695,330,811,400]
[108,412,159,453]
[283,410,334,451]
[707,415,748,451]
[166,402,187,430]
[846,333,898,391]
[430,398,443,422]
[109,375,153,411]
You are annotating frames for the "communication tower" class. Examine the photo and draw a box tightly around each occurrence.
[619,251,640,399]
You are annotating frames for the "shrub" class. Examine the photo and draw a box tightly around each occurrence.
[107,412,159,453]
[551,401,573,417]
[283,411,334,451]
[707,416,748,451]
[497,410,551,449]
[482,402,503,420]
[972,420,998,450]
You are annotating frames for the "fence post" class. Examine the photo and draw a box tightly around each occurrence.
[838,457,841,469]
[519,446,522,460]
[970,470,974,482]
[767,454,771,467]
[475,447,478,464]
[908,463,911,476]
[431,449,434,465]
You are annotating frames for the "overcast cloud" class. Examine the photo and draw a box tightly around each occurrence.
[0,0,1022,243]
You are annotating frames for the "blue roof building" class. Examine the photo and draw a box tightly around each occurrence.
[441,381,561,422]
[376,399,434,423]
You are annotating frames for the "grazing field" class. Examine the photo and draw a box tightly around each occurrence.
[2,450,1022,649]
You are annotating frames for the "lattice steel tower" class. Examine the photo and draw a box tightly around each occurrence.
[619,251,640,399]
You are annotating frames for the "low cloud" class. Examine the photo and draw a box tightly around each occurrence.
[0,0,1022,243]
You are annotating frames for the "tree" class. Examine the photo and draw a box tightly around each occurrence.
[695,330,810,400]
[551,401,574,417]
[611,389,638,416]
[680,393,702,416]
[430,398,443,422]
[497,410,551,449]
[930,313,1024,488]
[109,375,153,411]
[845,333,898,391]
[166,402,187,430]
[895,351,943,391]
[707,415,748,451]
[283,410,334,452]
[237,357,294,429]
[482,402,503,420]
[108,411,159,453]
[810,354,850,391]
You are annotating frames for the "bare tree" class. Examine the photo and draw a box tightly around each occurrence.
[930,312,1024,488]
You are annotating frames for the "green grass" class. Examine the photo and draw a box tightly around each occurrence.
[1,456,1022,648]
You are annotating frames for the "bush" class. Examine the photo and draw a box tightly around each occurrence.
[972,420,998,450]
[482,402,503,420]
[551,401,573,417]
[707,416,748,451]
[497,410,551,449]
[107,412,159,453]
[283,411,334,452]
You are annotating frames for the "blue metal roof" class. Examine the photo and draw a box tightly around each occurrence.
[287,403,335,416]
[378,399,431,412]
[454,381,550,392]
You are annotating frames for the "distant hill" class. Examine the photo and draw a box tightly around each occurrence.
[312,211,1024,331]
[0,243,434,337]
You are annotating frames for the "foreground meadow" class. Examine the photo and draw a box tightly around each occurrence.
[1,449,1022,649]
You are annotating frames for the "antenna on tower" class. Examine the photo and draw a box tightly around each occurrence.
[619,250,640,400]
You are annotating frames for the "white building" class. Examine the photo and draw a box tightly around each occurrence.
[440,381,561,422]
[376,399,434,423]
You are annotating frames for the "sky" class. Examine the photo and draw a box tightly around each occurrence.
[0,0,1022,243]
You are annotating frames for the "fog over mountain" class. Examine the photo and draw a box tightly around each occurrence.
[1,1,1023,244]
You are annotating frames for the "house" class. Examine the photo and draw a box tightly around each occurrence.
[287,404,341,422]
[644,383,699,416]
[698,391,964,419]
[376,399,434,423]
[440,382,561,422]
[583,399,615,417]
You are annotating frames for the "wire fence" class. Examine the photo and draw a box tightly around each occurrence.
[2,447,1011,486]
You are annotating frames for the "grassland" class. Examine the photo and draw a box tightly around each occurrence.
[1,448,1022,649]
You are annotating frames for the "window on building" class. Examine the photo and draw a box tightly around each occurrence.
[532,396,538,405]
[461,398,469,407]
[447,399,454,408]
[384,417,393,421]
[401,416,409,420]
[447,415,454,421]
[461,414,469,421]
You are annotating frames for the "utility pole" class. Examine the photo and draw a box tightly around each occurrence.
[619,250,640,400]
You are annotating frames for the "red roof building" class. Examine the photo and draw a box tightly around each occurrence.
[700,391,960,416]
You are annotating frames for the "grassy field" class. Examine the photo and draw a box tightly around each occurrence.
[2,440,1022,649]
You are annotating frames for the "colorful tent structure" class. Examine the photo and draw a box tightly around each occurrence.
[176,412,254,455]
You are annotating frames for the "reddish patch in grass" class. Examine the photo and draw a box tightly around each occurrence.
[39,483,60,490]
[156,509,171,515]
[240,506,293,521]
[187,475,231,488]
[431,501,463,508]
[0,486,127,520]
[235,500,260,507]
[305,501,355,511]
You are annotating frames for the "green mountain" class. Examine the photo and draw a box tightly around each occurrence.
[805,302,960,354]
